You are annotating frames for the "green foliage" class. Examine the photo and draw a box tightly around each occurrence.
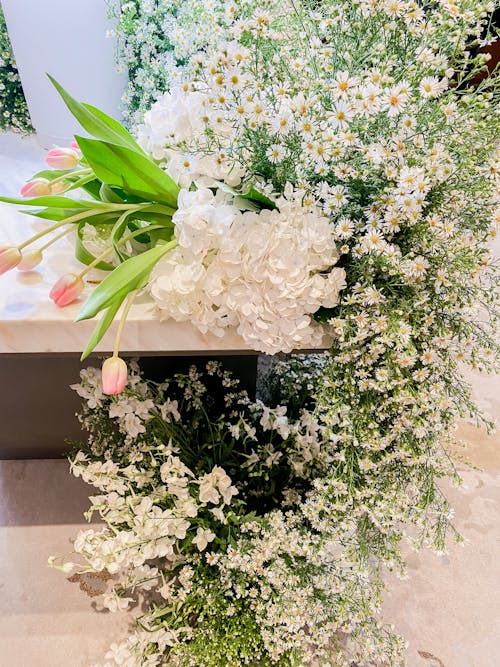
[49,74,144,152]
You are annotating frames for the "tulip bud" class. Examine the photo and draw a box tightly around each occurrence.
[20,178,52,198]
[49,273,84,307]
[70,139,82,156]
[50,180,66,194]
[101,356,128,395]
[17,248,43,271]
[0,247,22,274]
[46,147,80,170]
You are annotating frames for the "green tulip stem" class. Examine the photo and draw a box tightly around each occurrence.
[113,289,138,358]
[18,202,162,253]
[48,167,93,188]
[18,207,116,251]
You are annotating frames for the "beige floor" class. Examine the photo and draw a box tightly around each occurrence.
[382,423,500,667]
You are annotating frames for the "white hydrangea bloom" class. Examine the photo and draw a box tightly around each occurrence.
[137,88,206,159]
[150,186,346,354]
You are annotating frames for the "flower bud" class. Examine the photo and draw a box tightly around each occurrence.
[0,247,22,274]
[49,273,84,307]
[50,180,66,194]
[17,248,43,271]
[70,139,82,156]
[101,356,128,395]
[46,147,80,170]
[20,178,52,198]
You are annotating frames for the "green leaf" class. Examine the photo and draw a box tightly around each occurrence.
[99,183,126,203]
[75,220,116,271]
[244,186,276,209]
[0,194,91,208]
[75,136,180,208]
[110,209,137,262]
[32,169,72,180]
[76,240,177,321]
[98,185,148,204]
[48,75,144,154]
[128,204,176,222]
[148,226,173,245]
[126,220,152,245]
[240,184,276,209]
[80,296,126,361]
[79,179,103,200]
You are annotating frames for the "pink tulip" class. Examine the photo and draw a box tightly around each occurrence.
[49,273,84,307]
[50,180,66,194]
[46,147,80,170]
[101,356,128,395]
[20,178,52,198]
[17,248,43,272]
[70,139,82,156]
[0,247,22,274]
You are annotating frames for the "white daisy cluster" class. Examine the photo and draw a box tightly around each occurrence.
[135,0,497,358]
[150,185,345,353]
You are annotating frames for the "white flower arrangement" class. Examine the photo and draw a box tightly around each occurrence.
[150,185,346,353]
[54,360,411,666]
[0,0,498,664]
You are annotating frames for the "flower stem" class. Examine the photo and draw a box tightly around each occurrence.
[49,167,92,188]
[113,290,138,358]
[18,208,112,250]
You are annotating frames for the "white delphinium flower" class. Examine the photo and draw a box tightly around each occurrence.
[102,591,134,613]
[192,527,216,551]
[198,466,238,505]
[159,455,194,499]
[71,367,105,409]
